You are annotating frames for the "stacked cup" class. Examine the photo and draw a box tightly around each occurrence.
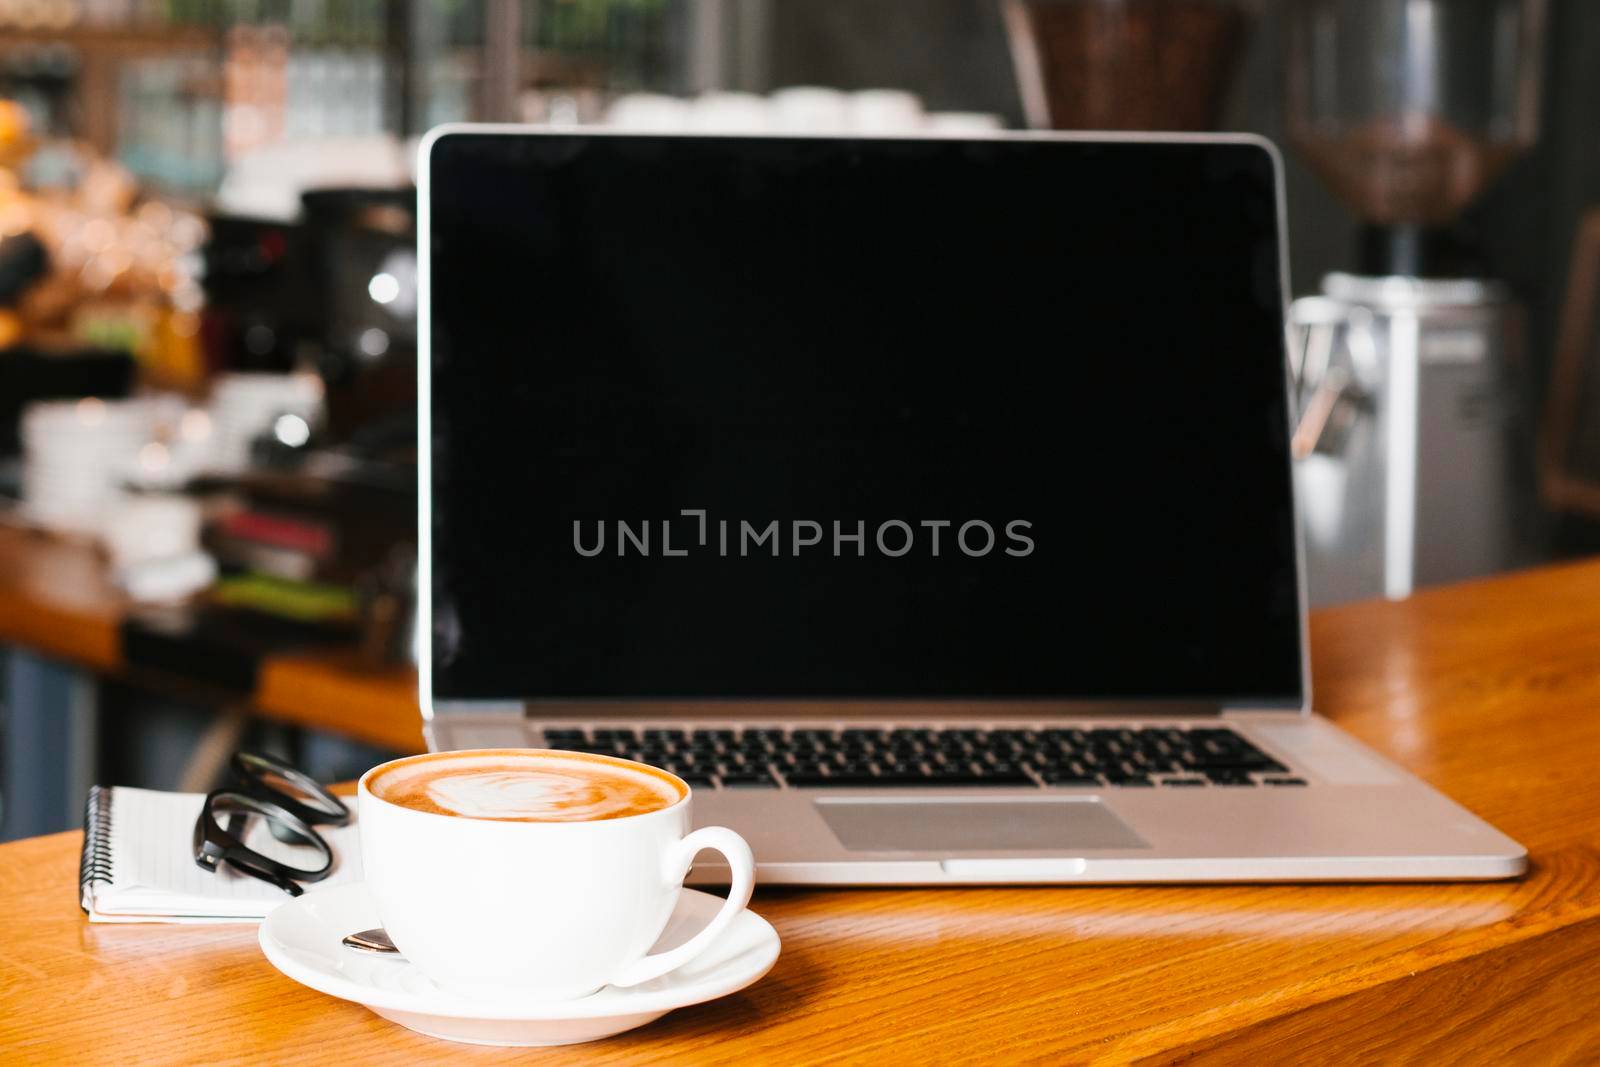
[21,397,159,534]
[605,88,1002,136]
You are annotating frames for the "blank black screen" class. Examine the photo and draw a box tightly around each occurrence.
[427,133,1302,704]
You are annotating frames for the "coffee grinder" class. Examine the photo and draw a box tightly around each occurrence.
[1285,0,1546,603]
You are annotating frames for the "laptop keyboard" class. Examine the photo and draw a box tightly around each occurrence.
[538,725,1304,790]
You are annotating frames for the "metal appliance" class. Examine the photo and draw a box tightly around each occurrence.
[1286,0,1546,603]
[1003,0,1254,131]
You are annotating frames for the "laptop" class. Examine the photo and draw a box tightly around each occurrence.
[417,127,1526,885]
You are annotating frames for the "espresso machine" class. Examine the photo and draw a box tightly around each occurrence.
[1286,0,1547,603]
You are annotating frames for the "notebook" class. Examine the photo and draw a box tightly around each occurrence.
[79,785,363,923]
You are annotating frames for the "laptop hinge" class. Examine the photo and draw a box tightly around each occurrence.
[430,698,1304,723]
[507,699,1265,723]
[430,699,524,718]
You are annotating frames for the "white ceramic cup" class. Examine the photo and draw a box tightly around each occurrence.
[358,749,755,1002]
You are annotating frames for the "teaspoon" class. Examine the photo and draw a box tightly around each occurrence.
[342,928,402,956]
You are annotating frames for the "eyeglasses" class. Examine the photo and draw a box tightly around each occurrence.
[192,751,351,896]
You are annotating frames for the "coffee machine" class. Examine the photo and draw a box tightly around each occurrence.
[1003,0,1254,131]
[1286,0,1546,603]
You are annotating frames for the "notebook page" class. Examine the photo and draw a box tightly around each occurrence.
[92,787,362,922]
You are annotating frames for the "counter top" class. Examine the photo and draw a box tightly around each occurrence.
[3,558,1599,1062]
[0,524,423,753]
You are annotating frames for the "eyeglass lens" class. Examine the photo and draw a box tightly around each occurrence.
[234,752,348,822]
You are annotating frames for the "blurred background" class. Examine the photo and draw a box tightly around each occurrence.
[2,0,1599,840]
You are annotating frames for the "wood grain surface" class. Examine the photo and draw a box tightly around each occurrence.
[254,651,422,754]
[0,525,125,670]
[2,559,1599,1064]
[0,525,424,753]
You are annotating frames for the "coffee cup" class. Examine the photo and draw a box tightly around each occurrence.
[358,748,755,1001]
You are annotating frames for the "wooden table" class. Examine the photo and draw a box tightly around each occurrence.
[0,525,424,754]
[2,559,1599,1063]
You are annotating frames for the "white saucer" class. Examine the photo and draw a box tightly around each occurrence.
[259,882,780,1047]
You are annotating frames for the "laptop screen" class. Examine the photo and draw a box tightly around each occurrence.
[425,132,1302,706]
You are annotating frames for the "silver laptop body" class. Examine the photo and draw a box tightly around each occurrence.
[417,126,1525,885]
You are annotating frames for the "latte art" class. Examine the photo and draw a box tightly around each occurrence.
[426,768,669,821]
[369,750,683,822]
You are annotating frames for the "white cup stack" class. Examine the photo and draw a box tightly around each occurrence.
[687,92,773,133]
[209,372,325,472]
[601,87,1000,138]
[925,111,1005,134]
[769,87,852,134]
[846,89,926,134]
[102,493,217,603]
[21,397,160,534]
[604,93,693,132]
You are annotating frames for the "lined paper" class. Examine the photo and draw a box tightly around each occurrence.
[85,787,363,923]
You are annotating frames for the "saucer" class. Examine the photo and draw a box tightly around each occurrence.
[258,882,780,1047]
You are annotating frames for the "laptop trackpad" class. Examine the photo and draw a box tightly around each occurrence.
[814,797,1147,852]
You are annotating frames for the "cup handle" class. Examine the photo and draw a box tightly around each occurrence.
[608,825,755,988]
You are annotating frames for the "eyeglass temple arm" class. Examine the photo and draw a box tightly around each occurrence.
[223,853,305,897]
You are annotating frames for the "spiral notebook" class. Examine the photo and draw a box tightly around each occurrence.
[79,785,363,923]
